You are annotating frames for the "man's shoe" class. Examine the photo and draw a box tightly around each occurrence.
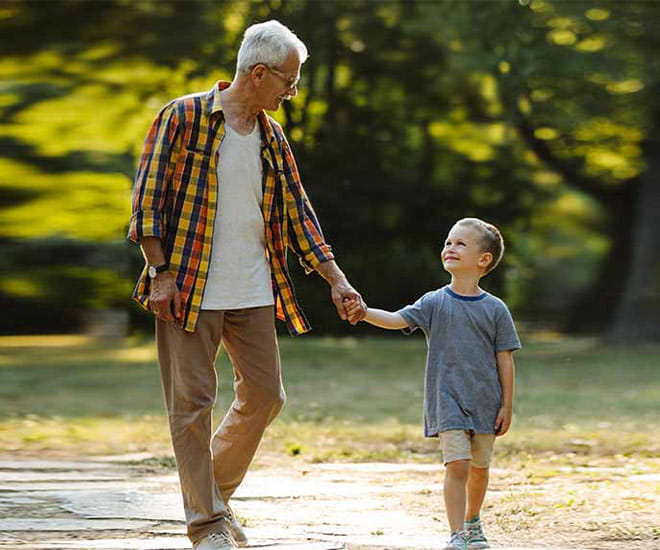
[226,505,248,547]
[464,516,490,549]
[193,531,236,550]
[442,529,468,550]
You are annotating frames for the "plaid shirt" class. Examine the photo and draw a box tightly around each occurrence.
[128,81,334,335]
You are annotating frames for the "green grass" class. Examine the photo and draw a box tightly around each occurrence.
[0,334,658,460]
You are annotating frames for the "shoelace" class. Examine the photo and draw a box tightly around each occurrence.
[466,521,487,541]
[208,531,232,544]
[450,530,468,547]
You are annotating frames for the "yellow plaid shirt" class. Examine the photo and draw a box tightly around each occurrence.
[128,81,334,335]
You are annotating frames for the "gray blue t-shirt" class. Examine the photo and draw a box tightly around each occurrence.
[397,286,521,437]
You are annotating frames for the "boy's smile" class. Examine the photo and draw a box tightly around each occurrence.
[442,225,491,274]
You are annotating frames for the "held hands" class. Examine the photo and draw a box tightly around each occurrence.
[329,278,367,325]
[149,272,183,322]
[494,406,512,436]
[343,297,366,325]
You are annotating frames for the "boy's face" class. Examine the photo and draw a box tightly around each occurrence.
[441,224,492,276]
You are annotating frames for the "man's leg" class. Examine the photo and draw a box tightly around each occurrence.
[211,306,285,502]
[156,311,228,544]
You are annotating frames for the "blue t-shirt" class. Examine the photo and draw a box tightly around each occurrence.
[397,286,521,437]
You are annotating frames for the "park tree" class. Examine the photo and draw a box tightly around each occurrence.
[0,0,657,340]
[429,0,660,341]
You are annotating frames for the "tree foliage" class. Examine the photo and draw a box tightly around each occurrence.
[0,0,658,339]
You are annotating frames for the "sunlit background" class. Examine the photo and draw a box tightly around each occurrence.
[1,6,659,546]
[1,0,658,340]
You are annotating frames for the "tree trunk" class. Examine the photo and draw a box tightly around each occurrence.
[565,183,636,334]
[608,133,660,342]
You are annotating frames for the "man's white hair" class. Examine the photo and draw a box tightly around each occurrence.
[236,20,308,75]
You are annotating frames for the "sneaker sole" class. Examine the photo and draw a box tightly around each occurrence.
[229,533,247,548]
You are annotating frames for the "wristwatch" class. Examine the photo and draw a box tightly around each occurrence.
[148,263,169,279]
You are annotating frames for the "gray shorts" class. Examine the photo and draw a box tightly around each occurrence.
[440,430,495,468]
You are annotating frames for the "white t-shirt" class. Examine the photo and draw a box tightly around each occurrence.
[201,123,274,310]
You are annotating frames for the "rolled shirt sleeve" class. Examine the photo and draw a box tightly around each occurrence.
[127,102,181,243]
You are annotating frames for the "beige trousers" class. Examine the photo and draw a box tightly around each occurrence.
[156,306,285,543]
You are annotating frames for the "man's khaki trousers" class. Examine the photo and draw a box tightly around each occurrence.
[156,306,285,543]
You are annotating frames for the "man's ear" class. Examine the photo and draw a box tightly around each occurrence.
[479,251,493,269]
[251,64,267,87]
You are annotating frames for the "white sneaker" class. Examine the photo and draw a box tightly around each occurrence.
[443,529,468,550]
[464,516,490,548]
[226,505,248,547]
[193,531,236,550]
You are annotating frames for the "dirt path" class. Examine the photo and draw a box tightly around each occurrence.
[0,454,657,549]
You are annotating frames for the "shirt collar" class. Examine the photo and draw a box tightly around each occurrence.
[207,80,277,145]
[444,286,488,302]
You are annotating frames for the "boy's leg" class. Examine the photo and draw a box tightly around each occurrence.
[156,311,228,544]
[466,466,489,520]
[466,434,495,520]
[444,459,471,533]
[441,430,472,533]
[211,306,286,503]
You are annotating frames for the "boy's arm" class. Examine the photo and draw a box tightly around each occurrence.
[365,308,409,330]
[344,299,408,330]
[494,350,515,436]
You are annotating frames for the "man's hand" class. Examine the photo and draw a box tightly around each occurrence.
[343,297,366,324]
[149,272,182,322]
[314,260,366,324]
[330,281,367,324]
[494,406,512,436]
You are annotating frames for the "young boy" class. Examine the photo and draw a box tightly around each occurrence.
[345,218,520,550]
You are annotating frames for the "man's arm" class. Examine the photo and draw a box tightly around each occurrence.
[139,236,182,322]
[494,350,515,436]
[128,103,180,244]
[128,102,183,322]
[277,137,366,323]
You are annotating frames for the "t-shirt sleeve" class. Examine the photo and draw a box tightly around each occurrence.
[396,291,437,334]
[495,303,521,351]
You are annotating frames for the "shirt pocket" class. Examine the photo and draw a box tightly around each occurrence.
[174,147,210,183]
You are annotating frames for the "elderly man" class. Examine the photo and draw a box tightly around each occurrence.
[128,20,366,550]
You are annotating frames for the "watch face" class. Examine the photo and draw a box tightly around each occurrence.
[148,266,156,278]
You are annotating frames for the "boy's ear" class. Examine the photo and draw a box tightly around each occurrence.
[479,251,493,269]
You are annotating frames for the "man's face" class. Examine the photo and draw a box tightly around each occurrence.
[259,51,301,111]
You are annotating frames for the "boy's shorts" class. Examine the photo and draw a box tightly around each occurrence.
[440,430,496,468]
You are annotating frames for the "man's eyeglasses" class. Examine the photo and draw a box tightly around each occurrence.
[266,65,300,90]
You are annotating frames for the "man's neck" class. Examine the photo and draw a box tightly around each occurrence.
[220,80,260,134]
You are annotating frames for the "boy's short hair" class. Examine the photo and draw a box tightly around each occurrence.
[455,218,504,274]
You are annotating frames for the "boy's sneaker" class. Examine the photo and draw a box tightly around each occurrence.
[442,529,468,550]
[464,516,490,549]
[226,505,248,547]
[193,531,236,550]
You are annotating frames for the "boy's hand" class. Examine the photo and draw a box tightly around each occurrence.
[494,406,512,436]
[343,297,365,324]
